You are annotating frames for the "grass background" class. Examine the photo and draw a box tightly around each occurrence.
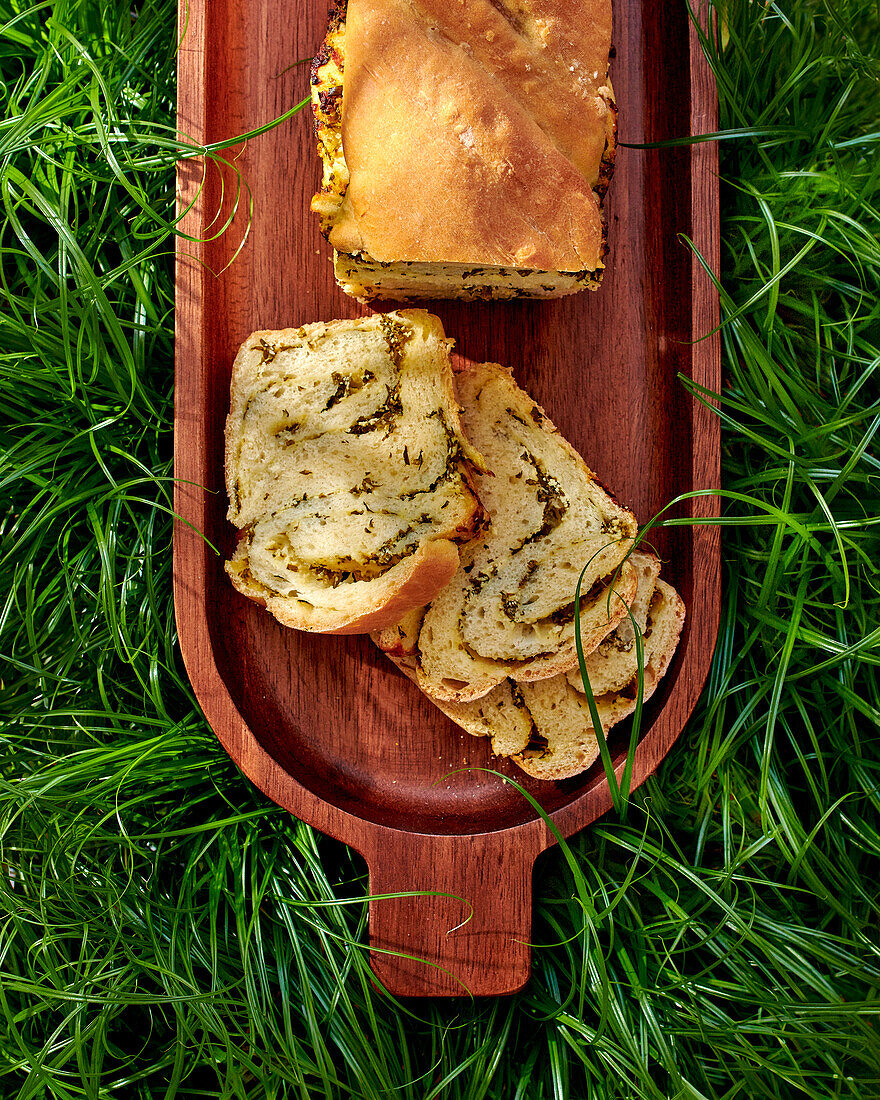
[1,0,879,1096]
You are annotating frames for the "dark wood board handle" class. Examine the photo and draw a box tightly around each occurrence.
[364,832,541,997]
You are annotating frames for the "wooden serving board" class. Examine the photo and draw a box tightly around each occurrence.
[174,0,720,996]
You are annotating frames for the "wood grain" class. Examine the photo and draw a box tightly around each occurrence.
[174,0,720,996]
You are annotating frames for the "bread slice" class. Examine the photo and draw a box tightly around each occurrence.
[576,550,660,695]
[311,0,616,301]
[224,311,484,634]
[432,549,660,743]
[436,571,686,781]
[373,362,638,700]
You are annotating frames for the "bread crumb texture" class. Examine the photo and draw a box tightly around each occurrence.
[224,311,484,634]
[431,569,686,781]
[373,363,686,781]
[374,362,641,703]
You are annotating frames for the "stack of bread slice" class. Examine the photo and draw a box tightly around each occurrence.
[389,552,686,780]
[224,311,684,780]
[372,362,686,781]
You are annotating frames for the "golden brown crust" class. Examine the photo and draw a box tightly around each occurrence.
[227,539,462,636]
[313,0,615,276]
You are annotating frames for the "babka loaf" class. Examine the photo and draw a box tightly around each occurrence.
[434,562,686,780]
[373,362,638,700]
[224,311,484,634]
[311,0,617,300]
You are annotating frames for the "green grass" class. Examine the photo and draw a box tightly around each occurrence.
[1,0,879,1096]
